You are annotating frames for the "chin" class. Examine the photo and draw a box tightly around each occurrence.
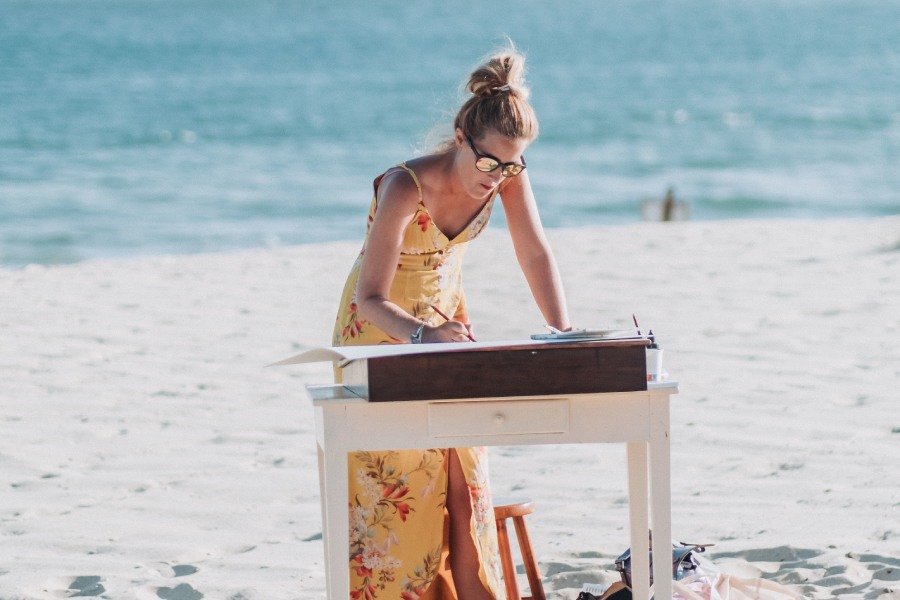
[476,183,495,197]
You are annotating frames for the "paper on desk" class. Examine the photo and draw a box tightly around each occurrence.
[270,339,526,367]
[270,337,633,368]
[268,347,347,366]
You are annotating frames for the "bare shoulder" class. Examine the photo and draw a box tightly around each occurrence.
[402,152,453,198]
[376,166,421,210]
[370,166,422,229]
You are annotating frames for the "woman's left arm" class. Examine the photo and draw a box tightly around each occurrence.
[499,171,572,331]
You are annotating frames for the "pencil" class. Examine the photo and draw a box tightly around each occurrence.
[430,304,476,342]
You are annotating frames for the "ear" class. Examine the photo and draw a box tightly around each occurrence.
[454,128,465,148]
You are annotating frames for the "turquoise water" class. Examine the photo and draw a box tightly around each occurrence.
[2,0,899,266]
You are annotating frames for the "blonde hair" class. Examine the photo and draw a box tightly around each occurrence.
[427,42,539,152]
[455,43,539,141]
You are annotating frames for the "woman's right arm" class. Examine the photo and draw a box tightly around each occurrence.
[355,172,471,343]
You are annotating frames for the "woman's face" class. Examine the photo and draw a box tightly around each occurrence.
[454,129,529,199]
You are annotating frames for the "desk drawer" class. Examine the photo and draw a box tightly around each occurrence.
[365,342,647,401]
[428,399,569,438]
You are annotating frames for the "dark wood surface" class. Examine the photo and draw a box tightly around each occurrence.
[363,339,648,402]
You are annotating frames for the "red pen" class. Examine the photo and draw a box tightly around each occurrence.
[431,304,476,342]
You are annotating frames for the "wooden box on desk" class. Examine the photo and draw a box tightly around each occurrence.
[337,339,649,402]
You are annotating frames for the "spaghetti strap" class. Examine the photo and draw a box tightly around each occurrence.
[395,162,424,205]
[373,163,424,203]
[373,163,425,210]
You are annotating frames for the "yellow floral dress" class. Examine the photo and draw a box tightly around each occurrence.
[332,164,504,600]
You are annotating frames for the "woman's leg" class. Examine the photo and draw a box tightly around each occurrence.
[447,448,494,600]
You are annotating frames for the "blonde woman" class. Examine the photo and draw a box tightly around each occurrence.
[333,43,570,600]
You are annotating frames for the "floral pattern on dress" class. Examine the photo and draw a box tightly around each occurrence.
[350,450,445,600]
[463,446,504,589]
[399,548,442,600]
[341,301,365,341]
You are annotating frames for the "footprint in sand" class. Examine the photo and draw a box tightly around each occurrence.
[171,565,199,577]
[147,562,200,578]
[67,575,106,597]
[157,582,204,600]
[871,566,899,582]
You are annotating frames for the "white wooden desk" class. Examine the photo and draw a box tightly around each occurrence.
[304,380,678,600]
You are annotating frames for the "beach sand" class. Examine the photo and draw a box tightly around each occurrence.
[2,216,898,599]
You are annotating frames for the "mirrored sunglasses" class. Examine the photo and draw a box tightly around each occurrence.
[466,135,527,178]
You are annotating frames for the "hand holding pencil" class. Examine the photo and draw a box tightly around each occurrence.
[430,304,476,342]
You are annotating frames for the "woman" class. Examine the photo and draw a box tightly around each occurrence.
[333,44,571,600]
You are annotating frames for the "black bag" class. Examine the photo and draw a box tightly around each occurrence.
[614,542,710,588]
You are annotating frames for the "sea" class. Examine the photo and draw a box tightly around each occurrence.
[2,0,899,267]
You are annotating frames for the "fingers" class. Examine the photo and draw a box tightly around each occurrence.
[431,321,474,342]
[444,321,472,342]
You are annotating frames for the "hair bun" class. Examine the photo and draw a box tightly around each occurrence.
[470,78,514,98]
[450,41,539,143]
[466,49,529,100]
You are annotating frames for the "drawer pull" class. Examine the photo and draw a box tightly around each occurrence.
[428,399,569,437]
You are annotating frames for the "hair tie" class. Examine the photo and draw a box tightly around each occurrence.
[493,83,511,93]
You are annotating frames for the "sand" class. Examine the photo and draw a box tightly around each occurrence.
[1,216,898,599]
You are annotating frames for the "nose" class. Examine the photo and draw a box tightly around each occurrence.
[486,169,505,184]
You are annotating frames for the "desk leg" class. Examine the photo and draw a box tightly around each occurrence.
[649,394,673,600]
[317,406,351,600]
[316,443,331,591]
[626,442,650,600]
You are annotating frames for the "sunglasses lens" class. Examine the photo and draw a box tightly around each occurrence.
[475,157,499,173]
[501,164,525,177]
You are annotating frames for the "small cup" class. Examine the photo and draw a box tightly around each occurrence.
[646,348,664,382]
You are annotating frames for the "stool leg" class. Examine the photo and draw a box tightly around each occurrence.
[512,516,545,600]
[496,517,521,600]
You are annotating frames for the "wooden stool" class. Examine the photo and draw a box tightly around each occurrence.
[493,497,546,600]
